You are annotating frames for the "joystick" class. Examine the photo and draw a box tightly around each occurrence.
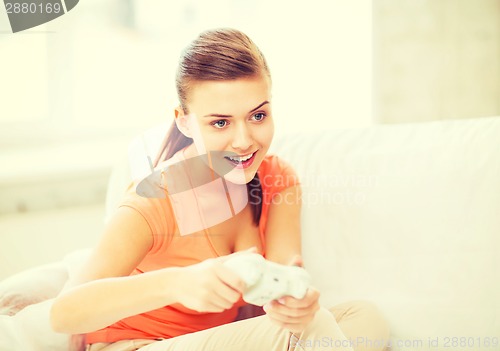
[224,253,311,306]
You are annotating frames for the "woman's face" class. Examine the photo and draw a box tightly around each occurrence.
[179,75,274,184]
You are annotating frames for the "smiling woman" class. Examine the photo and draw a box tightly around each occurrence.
[174,77,274,185]
[49,28,389,351]
[153,29,274,226]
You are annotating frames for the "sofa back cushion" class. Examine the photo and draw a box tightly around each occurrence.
[270,116,500,342]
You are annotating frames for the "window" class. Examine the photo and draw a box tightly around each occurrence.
[1,0,372,147]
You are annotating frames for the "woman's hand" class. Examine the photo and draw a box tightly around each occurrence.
[263,255,321,334]
[173,248,256,313]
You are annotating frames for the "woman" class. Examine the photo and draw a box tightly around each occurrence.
[51,28,389,351]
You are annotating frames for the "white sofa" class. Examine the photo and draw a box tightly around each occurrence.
[1,116,499,351]
[271,116,500,350]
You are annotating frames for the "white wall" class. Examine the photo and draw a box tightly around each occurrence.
[374,0,500,123]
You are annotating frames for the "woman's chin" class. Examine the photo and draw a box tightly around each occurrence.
[223,168,256,185]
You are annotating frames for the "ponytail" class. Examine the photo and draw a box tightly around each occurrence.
[153,121,192,168]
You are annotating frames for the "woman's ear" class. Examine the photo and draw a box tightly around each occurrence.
[174,107,192,138]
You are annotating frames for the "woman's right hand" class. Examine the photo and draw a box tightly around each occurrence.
[173,247,256,313]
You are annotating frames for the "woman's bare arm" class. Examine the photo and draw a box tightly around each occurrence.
[264,185,303,264]
[50,206,246,334]
[50,206,179,334]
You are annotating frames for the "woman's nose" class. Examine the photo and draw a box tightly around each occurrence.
[231,123,253,151]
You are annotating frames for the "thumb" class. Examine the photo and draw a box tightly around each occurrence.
[220,246,259,262]
[245,246,258,254]
[288,254,303,267]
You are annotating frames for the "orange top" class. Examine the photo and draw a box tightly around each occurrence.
[85,154,299,344]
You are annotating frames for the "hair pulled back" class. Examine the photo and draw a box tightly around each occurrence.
[154,28,270,225]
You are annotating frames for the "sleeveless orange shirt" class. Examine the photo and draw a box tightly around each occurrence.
[85,154,299,344]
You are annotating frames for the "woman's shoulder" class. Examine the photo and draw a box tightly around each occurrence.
[258,154,297,177]
[258,154,300,192]
[116,182,176,243]
[121,181,172,209]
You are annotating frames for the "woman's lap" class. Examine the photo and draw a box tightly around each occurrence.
[87,314,289,351]
[86,300,390,351]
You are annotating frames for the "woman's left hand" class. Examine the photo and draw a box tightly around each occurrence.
[263,256,321,334]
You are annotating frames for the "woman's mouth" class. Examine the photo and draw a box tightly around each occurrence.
[224,151,257,169]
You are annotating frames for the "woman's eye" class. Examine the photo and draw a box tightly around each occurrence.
[252,112,266,121]
[211,120,228,129]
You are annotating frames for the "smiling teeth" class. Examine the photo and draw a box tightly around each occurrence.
[227,153,253,162]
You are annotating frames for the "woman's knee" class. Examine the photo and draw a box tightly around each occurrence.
[328,300,391,350]
[308,306,340,330]
[329,300,388,325]
[292,306,343,340]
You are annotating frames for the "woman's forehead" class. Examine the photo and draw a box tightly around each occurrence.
[187,77,271,115]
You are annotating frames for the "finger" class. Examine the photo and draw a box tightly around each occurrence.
[245,246,258,253]
[218,246,258,264]
[264,303,319,333]
[266,312,306,328]
[264,300,311,320]
[232,246,259,255]
[198,268,243,311]
[203,300,231,313]
[287,254,303,267]
[193,290,233,312]
[264,307,310,327]
[214,263,247,293]
[213,279,243,305]
[209,296,235,311]
[280,287,320,308]
[278,296,313,309]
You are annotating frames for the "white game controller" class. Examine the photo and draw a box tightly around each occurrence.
[223,253,311,306]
